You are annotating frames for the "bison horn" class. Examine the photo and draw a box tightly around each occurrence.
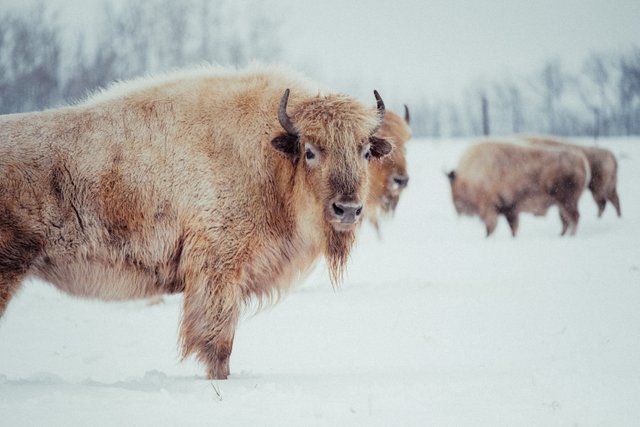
[404,104,410,125]
[372,90,386,134]
[278,88,298,136]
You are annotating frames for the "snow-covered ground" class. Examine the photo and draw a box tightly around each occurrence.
[1,137,638,426]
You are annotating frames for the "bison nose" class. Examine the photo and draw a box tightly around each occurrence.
[331,201,363,224]
[392,175,409,189]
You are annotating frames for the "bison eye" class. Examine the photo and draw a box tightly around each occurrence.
[304,144,320,167]
[362,144,372,161]
[305,148,315,160]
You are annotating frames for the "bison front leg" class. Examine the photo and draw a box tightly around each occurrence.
[558,203,580,236]
[481,210,498,237]
[595,197,607,218]
[180,273,242,380]
[0,273,24,319]
[503,209,519,237]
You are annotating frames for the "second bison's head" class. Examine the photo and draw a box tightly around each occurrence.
[271,89,392,283]
[368,106,411,218]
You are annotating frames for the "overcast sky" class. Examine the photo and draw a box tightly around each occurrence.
[6,0,640,105]
[279,0,640,103]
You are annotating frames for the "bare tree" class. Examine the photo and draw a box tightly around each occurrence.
[0,5,61,113]
[492,80,524,134]
[540,60,565,134]
[481,93,490,136]
[619,47,640,135]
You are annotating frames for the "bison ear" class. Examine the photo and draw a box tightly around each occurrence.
[369,136,393,158]
[271,133,300,158]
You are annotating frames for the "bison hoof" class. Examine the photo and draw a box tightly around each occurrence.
[207,360,230,380]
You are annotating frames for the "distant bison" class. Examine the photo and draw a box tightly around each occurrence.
[448,140,590,236]
[0,66,392,379]
[523,135,621,217]
[366,105,412,230]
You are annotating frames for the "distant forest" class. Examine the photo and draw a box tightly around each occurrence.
[1,1,639,138]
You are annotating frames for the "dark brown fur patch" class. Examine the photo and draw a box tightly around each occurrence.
[271,133,300,160]
[157,236,185,294]
[98,150,144,244]
[369,136,392,158]
[50,165,64,203]
[549,175,578,202]
[0,208,43,276]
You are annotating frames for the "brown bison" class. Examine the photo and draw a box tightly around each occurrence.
[523,135,621,217]
[0,65,392,379]
[366,105,411,230]
[447,140,590,236]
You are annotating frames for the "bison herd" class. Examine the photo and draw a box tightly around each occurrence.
[447,136,621,237]
[0,65,621,378]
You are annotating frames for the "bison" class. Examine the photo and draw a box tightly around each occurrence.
[523,135,621,217]
[366,105,412,231]
[447,140,590,237]
[0,65,392,379]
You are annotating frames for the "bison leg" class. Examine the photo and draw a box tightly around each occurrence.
[559,203,580,236]
[0,273,24,319]
[1,221,42,319]
[180,274,241,380]
[608,189,621,217]
[595,197,607,217]
[559,211,570,236]
[482,210,498,237]
[503,209,519,237]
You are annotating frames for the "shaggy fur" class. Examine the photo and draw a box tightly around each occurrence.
[448,141,590,237]
[523,135,621,217]
[0,65,392,379]
[366,108,412,231]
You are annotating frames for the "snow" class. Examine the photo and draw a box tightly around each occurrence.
[1,137,639,426]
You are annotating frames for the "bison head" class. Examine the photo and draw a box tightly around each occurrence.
[271,88,392,283]
[368,107,411,216]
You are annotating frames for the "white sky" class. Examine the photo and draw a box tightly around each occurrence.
[279,0,640,102]
[4,0,640,105]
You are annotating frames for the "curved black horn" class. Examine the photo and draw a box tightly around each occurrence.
[278,88,298,136]
[372,90,386,133]
[374,90,385,118]
[404,104,410,125]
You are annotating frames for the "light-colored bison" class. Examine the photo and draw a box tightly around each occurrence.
[0,65,392,379]
[366,105,411,230]
[447,140,590,236]
[523,135,621,217]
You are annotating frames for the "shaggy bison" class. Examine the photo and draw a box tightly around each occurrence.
[0,65,392,379]
[448,140,590,236]
[523,135,621,217]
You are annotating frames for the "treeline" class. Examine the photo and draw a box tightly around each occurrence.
[1,3,639,138]
[0,0,281,114]
[409,49,640,138]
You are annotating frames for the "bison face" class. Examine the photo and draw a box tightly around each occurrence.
[270,89,392,284]
[304,136,373,233]
[368,110,411,215]
[271,89,392,233]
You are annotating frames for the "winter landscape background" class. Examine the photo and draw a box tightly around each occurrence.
[1,0,639,425]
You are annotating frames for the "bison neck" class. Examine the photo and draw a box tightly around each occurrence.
[235,157,324,301]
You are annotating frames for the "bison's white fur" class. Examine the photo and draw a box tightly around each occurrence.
[0,65,392,379]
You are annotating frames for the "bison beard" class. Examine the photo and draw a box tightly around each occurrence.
[324,225,356,286]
